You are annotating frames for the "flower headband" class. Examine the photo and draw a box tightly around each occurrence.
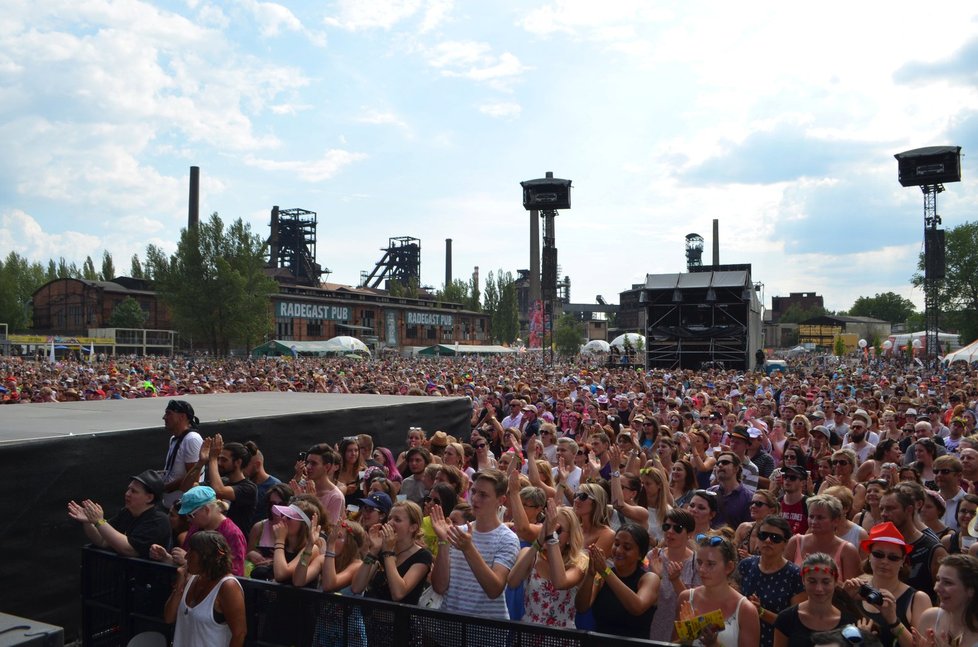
[801,564,837,577]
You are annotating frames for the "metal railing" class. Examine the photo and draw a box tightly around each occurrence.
[81,547,673,647]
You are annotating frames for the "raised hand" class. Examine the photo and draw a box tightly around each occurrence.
[272,519,288,543]
[429,503,452,541]
[199,437,213,463]
[210,433,224,458]
[368,524,384,553]
[380,523,396,551]
[507,467,521,493]
[447,522,473,552]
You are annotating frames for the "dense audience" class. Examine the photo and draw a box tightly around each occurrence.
[59,351,978,646]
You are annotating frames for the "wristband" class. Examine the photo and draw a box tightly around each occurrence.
[437,540,449,546]
[95,519,107,527]
[611,471,621,478]
[546,537,560,546]
[892,624,905,638]
[380,551,396,559]
[324,551,337,558]
[274,544,285,550]
[598,566,612,579]
[887,620,901,629]
[532,540,544,553]
[362,554,378,565]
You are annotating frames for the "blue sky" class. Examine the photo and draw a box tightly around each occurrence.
[2,1,978,313]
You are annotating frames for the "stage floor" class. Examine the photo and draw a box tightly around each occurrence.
[0,392,458,444]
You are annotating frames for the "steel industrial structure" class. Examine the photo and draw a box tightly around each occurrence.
[266,206,328,286]
[361,236,422,290]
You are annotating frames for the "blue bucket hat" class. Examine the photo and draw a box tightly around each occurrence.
[178,486,216,515]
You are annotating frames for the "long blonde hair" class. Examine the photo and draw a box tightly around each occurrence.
[554,505,589,572]
[640,465,670,513]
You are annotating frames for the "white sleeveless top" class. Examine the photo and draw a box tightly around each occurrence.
[688,589,746,647]
[174,574,240,647]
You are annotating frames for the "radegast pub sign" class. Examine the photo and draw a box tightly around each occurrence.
[406,311,453,328]
[277,301,350,321]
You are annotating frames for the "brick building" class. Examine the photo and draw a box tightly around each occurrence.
[770,292,824,322]
[31,277,171,336]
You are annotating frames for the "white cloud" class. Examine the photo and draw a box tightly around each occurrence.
[270,103,314,115]
[325,0,423,31]
[0,209,103,263]
[243,149,367,182]
[242,0,327,46]
[424,41,529,87]
[355,109,410,130]
[479,101,521,119]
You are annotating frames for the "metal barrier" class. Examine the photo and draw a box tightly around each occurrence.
[81,547,675,647]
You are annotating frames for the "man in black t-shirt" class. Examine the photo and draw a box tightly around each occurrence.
[196,433,257,535]
[68,469,172,558]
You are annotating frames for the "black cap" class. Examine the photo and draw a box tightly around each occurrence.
[130,469,164,504]
[166,399,195,420]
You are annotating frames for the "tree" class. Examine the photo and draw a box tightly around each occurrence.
[436,279,470,305]
[554,313,584,357]
[108,296,148,328]
[833,336,846,357]
[82,255,98,280]
[100,251,115,281]
[481,269,518,344]
[912,221,978,344]
[130,254,144,279]
[146,213,277,355]
[0,252,46,331]
[848,292,916,324]
[778,304,828,323]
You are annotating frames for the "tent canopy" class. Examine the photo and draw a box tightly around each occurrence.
[251,338,370,357]
[417,344,516,356]
[944,338,978,365]
[581,339,611,354]
[610,333,646,349]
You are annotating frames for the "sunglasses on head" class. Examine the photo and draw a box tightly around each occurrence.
[696,533,724,546]
[757,530,786,543]
[870,550,904,562]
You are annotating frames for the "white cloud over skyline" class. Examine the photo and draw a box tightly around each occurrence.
[2,1,978,315]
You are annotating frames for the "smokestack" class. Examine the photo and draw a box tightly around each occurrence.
[188,166,200,231]
[472,266,480,296]
[445,238,453,287]
[712,218,719,267]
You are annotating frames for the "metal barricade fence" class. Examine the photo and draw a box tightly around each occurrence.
[81,546,676,647]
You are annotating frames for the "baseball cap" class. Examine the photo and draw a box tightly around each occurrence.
[359,492,393,514]
[130,469,164,504]
[178,486,216,515]
[271,504,311,526]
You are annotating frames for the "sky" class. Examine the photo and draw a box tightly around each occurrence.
[2,1,978,314]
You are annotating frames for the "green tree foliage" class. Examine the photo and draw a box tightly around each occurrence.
[46,259,57,281]
[100,251,115,281]
[778,304,828,323]
[0,252,47,331]
[848,292,917,323]
[387,277,421,299]
[108,296,148,328]
[130,254,144,279]
[436,278,482,311]
[912,221,978,344]
[833,336,846,357]
[82,256,98,280]
[57,257,80,278]
[481,269,518,343]
[554,313,584,357]
[146,213,277,356]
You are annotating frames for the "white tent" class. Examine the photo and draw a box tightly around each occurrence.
[944,338,978,364]
[610,333,646,349]
[322,336,371,355]
[885,331,959,353]
[581,339,611,354]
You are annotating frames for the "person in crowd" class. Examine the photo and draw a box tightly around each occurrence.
[245,482,294,573]
[810,625,883,647]
[611,457,650,531]
[688,490,719,537]
[647,508,700,642]
[858,479,888,532]
[784,495,860,582]
[351,500,432,604]
[945,493,978,554]
[689,429,718,489]
[640,465,671,543]
[708,451,752,529]
[293,444,345,525]
[164,530,246,647]
[150,486,247,576]
[738,516,805,647]
[575,523,660,639]
[370,447,403,493]
[257,498,322,584]
[190,435,257,536]
[841,522,929,647]
[823,486,868,552]
[677,532,760,647]
[670,459,697,510]
[299,518,366,592]
[68,469,172,559]
[914,554,978,647]
[357,491,392,532]
[574,482,616,557]
[779,465,810,535]
[817,449,866,515]
[400,447,433,505]
[921,489,952,541]
[336,437,365,503]
[774,553,860,647]
[421,483,458,556]
[933,455,967,531]
[396,427,427,474]
[734,490,781,558]
[161,399,204,508]
[880,484,947,602]
[242,440,281,527]
[430,468,520,620]
[507,500,588,628]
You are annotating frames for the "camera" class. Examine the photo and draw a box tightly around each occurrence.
[858,583,884,606]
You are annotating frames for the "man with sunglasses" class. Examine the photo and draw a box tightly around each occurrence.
[841,411,876,464]
[160,399,204,508]
[933,455,966,531]
[780,466,810,535]
[879,485,946,603]
[708,451,752,529]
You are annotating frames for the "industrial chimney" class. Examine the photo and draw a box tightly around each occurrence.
[712,219,719,267]
[472,266,480,296]
[188,166,200,231]
[445,238,453,288]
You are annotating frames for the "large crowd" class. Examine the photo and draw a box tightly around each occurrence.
[50,351,978,647]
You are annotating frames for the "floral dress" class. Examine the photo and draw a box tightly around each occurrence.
[522,561,577,628]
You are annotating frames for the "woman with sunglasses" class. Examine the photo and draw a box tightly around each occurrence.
[738,516,804,647]
[734,491,781,559]
[351,501,432,604]
[670,459,698,511]
[507,500,588,628]
[817,450,866,515]
[610,446,650,531]
[640,465,671,544]
[914,554,978,647]
[840,522,928,647]
[678,533,760,647]
[574,483,616,557]
[773,553,860,647]
[245,483,294,573]
[785,495,860,582]
[576,523,660,639]
[687,490,719,538]
[470,434,496,471]
[647,509,700,642]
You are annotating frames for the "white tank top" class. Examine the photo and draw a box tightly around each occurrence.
[174,574,240,647]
